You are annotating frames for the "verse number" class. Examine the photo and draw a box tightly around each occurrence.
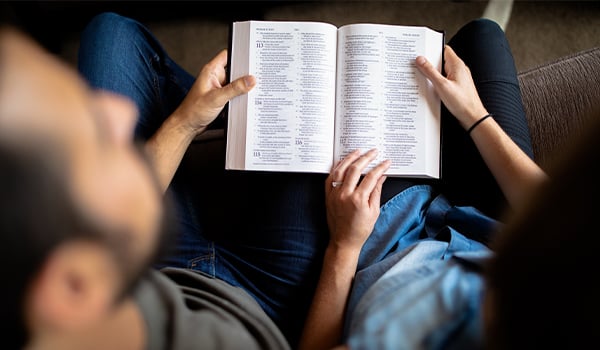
[253,151,261,157]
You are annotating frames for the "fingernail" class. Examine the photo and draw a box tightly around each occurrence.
[244,76,255,88]
[416,56,426,65]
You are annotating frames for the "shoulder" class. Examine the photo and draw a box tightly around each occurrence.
[133,268,290,350]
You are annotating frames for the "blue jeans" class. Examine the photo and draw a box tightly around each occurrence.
[78,12,329,347]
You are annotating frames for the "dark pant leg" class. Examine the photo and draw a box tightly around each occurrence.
[215,171,329,348]
[441,18,534,219]
[77,11,215,269]
[77,12,195,141]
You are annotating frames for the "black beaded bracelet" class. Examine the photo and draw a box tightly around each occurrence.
[467,113,493,135]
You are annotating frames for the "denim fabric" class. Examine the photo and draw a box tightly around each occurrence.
[77,12,329,347]
[344,185,496,349]
[341,21,530,346]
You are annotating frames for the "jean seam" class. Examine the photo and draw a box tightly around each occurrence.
[187,241,216,277]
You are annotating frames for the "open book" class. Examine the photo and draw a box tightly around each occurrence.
[226,20,444,178]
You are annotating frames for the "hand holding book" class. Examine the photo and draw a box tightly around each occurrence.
[415,45,489,131]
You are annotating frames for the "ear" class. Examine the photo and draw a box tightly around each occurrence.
[26,240,120,333]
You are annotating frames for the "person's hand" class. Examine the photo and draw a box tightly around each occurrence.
[416,45,488,130]
[171,49,256,135]
[325,149,390,252]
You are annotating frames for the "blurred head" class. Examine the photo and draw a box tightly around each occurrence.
[484,110,600,349]
[0,25,169,348]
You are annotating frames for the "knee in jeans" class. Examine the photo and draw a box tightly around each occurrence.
[464,18,503,36]
[82,12,139,44]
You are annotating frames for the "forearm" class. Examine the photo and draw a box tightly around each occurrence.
[145,114,203,193]
[470,116,548,207]
[299,245,360,350]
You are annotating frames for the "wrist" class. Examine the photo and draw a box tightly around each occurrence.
[467,113,494,135]
[461,107,488,128]
[325,243,361,265]
[164,112,204,141]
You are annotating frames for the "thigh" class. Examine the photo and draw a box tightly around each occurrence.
[215,170,329,292]
[77,12,195,140]
[77,12,214,266]
[183,170,330,347]
[441,18,534,218]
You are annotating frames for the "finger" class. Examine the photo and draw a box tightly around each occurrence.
[340,149,379,191]
[333,149,361,170]
[211,49,229,84]
[355,159,390,198]
[442,45,463,68]
[415,53,445,87]
[443,45,473,84]
[201,49,228,83]
[197,49,228,93]
[369,175,387,208]
[210,49,229,70]
[328,149,361,183]
[210,75,256,107]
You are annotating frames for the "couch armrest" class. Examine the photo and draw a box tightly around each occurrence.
[518,47,600,170]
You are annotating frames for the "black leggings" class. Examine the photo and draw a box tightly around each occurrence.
[381,18,534,219]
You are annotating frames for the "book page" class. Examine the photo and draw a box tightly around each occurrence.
[227,21,338,173]
[334,23,443,178]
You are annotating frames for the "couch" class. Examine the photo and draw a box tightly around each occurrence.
[517,46,600,171]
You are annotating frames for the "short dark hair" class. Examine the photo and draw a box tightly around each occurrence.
[0,3,18,28]
[0,139,112,349]
[0,136,175,349]
[485,110,600,349]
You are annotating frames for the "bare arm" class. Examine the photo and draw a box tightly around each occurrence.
[145,49,256,192]
[416,46,548,207]
[299,245,360,350]
[299,149,390,350]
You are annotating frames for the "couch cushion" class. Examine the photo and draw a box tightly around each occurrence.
[518,46,600,170]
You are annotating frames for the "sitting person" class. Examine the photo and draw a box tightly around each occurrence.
[299,16,599,350]
[482,108,600,350]
[0,19,288,350]
[4,9,592,350]
[298,18,550,349]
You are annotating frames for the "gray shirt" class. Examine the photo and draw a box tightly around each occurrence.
[134,267,290,350]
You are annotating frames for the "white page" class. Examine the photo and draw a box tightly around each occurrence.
[334,23,442,178]
[228,21,338,173]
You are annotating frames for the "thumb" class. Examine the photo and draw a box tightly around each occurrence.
[415,55,445,87]
[213,75,256,106]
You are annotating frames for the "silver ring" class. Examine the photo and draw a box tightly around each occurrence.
[331,181,343,188]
